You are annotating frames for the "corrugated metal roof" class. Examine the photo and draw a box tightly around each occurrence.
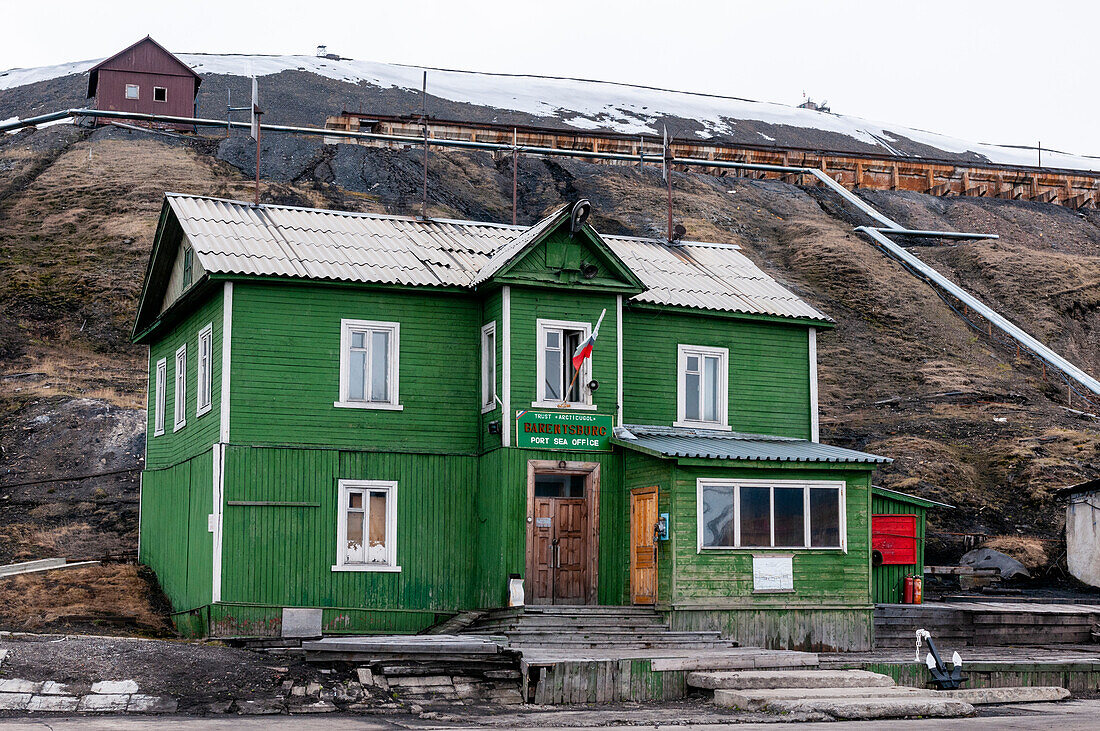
[165,193,830,322]
[614,424,889,464]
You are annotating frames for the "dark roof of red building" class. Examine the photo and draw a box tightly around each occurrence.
[88,36,201,98]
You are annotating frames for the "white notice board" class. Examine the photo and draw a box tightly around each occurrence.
[752,555,794,592]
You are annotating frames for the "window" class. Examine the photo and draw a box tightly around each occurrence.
[153,86,167,103]
[481,323,499,413]
[125,84,139,100]
[173,345,187,431]
[334,480,399,571]
[182,245,193,289]
[534,319,593,408]
[336,319,401,409]
[197,323,213,416]
[697,479,846,551]
[676,345,729,430]
[153,358,166,436]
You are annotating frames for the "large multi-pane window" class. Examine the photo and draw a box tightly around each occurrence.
[677,345,728,429]
[481,322,497,412]
[334,480,399,571]
[196,323,212,416]
[535,319,591,407]
[697,479,846,551]
[336,319,401,409]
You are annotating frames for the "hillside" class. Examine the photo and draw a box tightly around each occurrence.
[3,53,1099,171]
[1,117,1099,631]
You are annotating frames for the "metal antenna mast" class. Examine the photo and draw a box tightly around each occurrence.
[512,128,518,225]
[663,126,673,242]
[420,71,429,219]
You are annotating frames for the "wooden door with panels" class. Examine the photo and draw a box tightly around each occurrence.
[630,486,659,605]
[526,461,600,605]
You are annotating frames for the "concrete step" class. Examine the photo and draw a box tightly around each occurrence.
[688,669,896,690]
[651,651,816,672]
[715,685,927,710]
[511,640,737,650]
[937,687,1070,705]
[471,620,670,632]
[765,695,974,720]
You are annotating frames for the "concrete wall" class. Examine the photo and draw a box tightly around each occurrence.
[1066,495,1100,587]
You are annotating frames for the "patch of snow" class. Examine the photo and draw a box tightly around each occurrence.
[5,52,1099,172]
[758,132,775,141]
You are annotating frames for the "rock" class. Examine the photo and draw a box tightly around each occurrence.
[0,679,43,694]
[204,700,234,714]
[0,694,32,711]
[960,548,1030,579]
[289,700,336,713]
[27,695,80,712]
[290,685,307,696]
[39,681,70,695]
[127,695,178,713]
[356,668,374,686]
[91,679,140,695]
[305,682,322,695]
[78,693,131,712]
[236,698,285,715]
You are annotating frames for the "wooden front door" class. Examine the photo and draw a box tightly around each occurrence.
[526,461,600,605]
[630,486,659,605]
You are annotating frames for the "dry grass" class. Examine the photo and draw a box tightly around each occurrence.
[982,536,1051,572]
[1,522,103,561]
[0,564,170,633]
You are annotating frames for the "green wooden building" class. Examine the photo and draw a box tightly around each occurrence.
[133,194,889,649]
[870,486,952,604]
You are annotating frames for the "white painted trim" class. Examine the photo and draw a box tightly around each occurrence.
[809,327,819,442]
[196,322,213,417]
[337,318,401,408]
[211,443,224,603]
[333,479,400,572]
[535,318,594,407]
[154,357,167,437]
[219,282,233,443]
[616,295,623,426]
[173,344,187,432]
[676,344,729,430]
[696,478,847,553]
[502,286,511,447]
[481,321,497,413]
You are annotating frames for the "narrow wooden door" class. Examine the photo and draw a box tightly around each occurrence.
[630,486,659,605]
[553,498,588,604]
[531,497,555,604]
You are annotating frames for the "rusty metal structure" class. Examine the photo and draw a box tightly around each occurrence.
[325,113,1100,210]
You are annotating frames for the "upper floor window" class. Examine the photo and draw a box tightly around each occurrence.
[182,245,193,289]
[153,86,168,103]
[481,322,497,413]
[125,84,139,100]
[697,479,846,551]
[676,344,729,430]
[197,323,213,416]
[534,319,593,409]
[173,345,187,431]
[153,358,166,436]
[333,479,400,572]
[336,319,402,410]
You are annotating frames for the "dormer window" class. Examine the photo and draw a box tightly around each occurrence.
[182,245,193,289]
[534,319,593,409]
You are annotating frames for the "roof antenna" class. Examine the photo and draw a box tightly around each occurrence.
[249,76,262,207]
[420,71,429,220]
[663,125,674,242]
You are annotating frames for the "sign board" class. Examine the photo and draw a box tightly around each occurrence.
[515,410,612,452]
[872,514,919,565]
[752,555,794,593]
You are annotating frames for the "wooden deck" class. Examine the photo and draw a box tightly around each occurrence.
[875,601,1100,648]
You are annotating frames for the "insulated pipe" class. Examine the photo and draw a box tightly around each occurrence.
[858,225,1100,397]
[870,228,1000,241]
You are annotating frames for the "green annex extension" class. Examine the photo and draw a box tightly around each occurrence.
[133,194,890,650]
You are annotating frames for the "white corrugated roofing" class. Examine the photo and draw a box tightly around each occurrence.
[166,193,829,322]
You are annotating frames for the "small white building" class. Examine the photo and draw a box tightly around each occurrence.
[1059,479,1100,588]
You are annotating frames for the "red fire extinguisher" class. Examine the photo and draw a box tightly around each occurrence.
[903,575,914,603]
[912,575,923,604]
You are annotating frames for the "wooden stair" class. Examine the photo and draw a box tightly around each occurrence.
[874,602,1100,648]
[464,605,739,650]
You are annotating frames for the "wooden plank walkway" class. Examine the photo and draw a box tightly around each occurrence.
[875,602,1100,648]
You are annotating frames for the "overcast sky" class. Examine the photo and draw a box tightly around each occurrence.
[4,1,1097,157]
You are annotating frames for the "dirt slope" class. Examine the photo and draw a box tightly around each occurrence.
[1,123,1098,631]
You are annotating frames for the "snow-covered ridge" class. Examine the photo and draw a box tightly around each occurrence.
[3,53,1097,172]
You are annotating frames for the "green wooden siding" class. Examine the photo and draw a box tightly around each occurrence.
[145,287,223,469]
[138,449,213,612]
[665,463,873,609]
[622,307,812,438]
[670,607,873,652]
[478,291,503,453]
[229,282,481,452]
[870,493,927,604]
[623,450,675,604]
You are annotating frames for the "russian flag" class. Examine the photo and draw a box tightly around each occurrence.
[572,309,607,372]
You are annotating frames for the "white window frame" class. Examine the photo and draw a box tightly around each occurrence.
[675,344,730,430]
[173,344,187,432]
[333,479,400,572]
[153,358,166,437]
[124,83,140,100]
[196,323,213,417]
[335,318,402,410]
[481,321,497,413]
[696,478,847,553]
[533,318,595,410]
[152,86,168,103]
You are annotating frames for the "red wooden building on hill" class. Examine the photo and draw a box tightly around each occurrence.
[88,36,201,128]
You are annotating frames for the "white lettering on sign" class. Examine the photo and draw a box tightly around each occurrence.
[752,555,794,592]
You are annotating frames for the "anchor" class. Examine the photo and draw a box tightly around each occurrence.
[915,629,968,690]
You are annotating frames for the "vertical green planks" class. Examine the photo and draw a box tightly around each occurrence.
[870,491,928,604]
